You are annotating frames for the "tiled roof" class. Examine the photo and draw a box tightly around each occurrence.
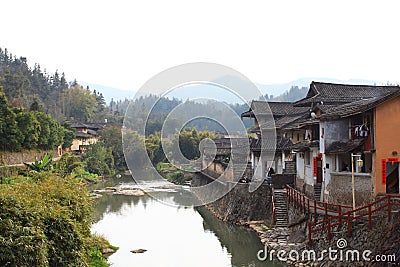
[250,135,292,152]
[201,138,250,155]
[280,116,315,130]
[320,90,400,120]
[242,101,310,130]
[87,129,98,135]
[292,140,320,152]
[70,122,88,128]
[325,139,364,154]
[294,81,400,106]
[275,114,307,129]
[241,101,309,118]
[68,122,105,130]
[75,132,92,138]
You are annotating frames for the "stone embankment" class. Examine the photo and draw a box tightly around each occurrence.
[191,173,273,224]
[0,149,60,166]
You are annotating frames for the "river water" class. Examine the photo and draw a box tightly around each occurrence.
[90,175,284,267]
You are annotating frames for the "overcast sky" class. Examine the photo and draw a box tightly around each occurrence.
[2,0,399,91]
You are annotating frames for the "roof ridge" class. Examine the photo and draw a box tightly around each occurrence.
[312,81,400,88]
[252,100,293,104]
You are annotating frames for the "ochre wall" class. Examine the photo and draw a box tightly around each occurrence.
[374,96,400,195]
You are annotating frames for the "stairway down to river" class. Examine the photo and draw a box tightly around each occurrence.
[273,189,288,227]
[313,184,322,201]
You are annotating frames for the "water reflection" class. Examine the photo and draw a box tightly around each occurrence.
[90,176,283,267]
[197,207,282,267]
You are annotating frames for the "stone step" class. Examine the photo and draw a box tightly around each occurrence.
[273,189,289,227]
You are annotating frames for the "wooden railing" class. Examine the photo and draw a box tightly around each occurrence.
[308,194,400,244]
[286,185,352,222]
[285,185,400,244]
[271,194,276,225]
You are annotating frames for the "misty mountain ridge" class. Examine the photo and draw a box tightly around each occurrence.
[82,77,386,104]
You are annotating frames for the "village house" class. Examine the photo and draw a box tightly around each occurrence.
[291,82,400,206]
[238,81,400,208]
[241,101,309,180]
[200,137,250,182]
[69,122,103,152]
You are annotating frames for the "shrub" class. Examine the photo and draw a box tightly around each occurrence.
[0,174,94,266]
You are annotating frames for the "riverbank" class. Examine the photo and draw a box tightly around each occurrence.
[192,172,400,266]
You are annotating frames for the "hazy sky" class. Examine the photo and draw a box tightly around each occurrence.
[2,0,399,91]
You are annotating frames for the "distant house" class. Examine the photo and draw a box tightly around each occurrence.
[200,137,250,181]
[69,122,104,152]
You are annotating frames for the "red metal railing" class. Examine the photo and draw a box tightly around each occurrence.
[286,185,352,222]
[285,185,400,244]
[307,194,400,244]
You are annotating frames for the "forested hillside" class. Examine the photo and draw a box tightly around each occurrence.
[0,48,110,123]
[1,47,305,140]
[262,85,308,102]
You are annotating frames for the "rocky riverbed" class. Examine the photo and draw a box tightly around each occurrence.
[245,221,311,267]
[89,183,184,198]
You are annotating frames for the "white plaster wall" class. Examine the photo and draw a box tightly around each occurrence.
[305,165,313,185]
[296,154,305,179]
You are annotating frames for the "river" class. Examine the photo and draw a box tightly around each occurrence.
[90,175,284,267]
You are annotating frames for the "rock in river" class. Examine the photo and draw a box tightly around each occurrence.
[130,249,147,253]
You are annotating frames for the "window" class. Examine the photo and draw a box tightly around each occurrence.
[305,151,311,165]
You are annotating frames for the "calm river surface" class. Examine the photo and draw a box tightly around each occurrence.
[90,175,284,267]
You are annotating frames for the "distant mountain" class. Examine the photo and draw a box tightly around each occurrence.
[83,77,386,105]
[259,77,384,98]
[79,82,134,104]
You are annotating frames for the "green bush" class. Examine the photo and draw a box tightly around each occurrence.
[83,142,114,176]
[55,152,84,177]
[0,174,94,266]
[166,170,189,185]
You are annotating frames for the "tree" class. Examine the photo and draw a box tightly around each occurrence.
[29,99,42,112]
[123,130,148,169]
[14,109,40,149]
[61,85,97,122]
[98,126,126,170]
[61,122,75,149]
[34,112,64,150]
[145,132,166,164]
[83,142,114,176]
[0,87,22,151]
[177,128,218,160]
[24,154,52,172]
